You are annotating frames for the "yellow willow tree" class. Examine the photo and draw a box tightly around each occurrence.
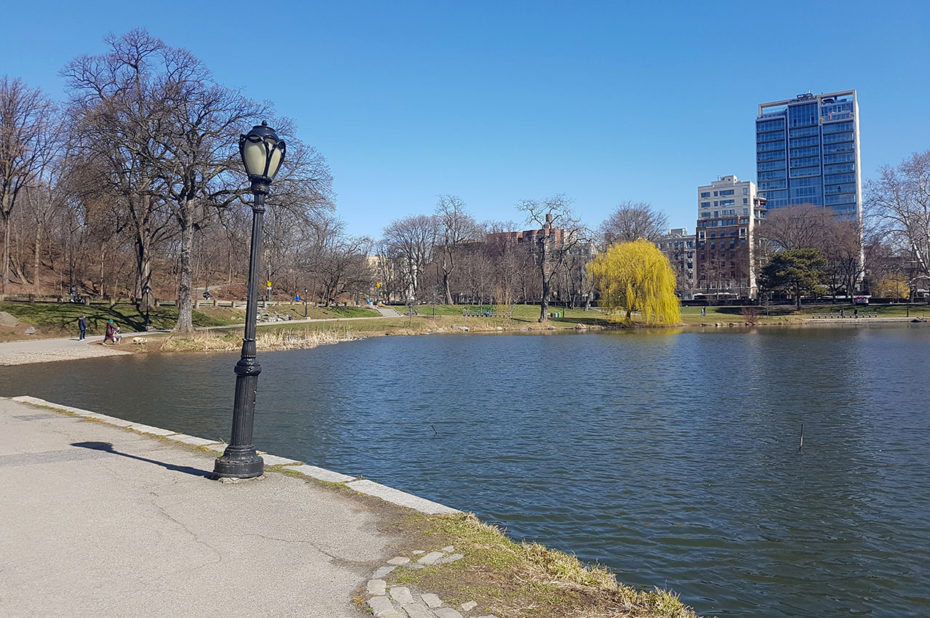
[589,238,680,324]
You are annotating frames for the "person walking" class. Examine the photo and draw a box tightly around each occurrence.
[104,319,117,345]
[78,315,87,340]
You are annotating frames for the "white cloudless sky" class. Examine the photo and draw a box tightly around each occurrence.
[3,0,929,240]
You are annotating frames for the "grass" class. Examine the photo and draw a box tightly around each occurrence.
[0,300,187,339]
[3,299,925,344]
[677,302,928,326]
[386,513,696,618]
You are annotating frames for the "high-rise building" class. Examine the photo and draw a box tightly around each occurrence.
[695,175,766,299]
[755,90,861,222]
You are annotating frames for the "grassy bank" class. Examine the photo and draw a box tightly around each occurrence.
[4,299,926,343]
[381,512,696,618]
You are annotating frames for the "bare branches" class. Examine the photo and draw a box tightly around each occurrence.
[598,201,668,246]
[0,76,59,293]
[435,195,479,304]
[382,214,438,301]
[866,150,930,280]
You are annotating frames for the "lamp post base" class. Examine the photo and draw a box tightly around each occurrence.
[213,448,264,479]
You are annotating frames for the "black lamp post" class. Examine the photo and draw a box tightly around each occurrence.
[304,288,308,318]
[142,285,152,330]
[213,121,286,480]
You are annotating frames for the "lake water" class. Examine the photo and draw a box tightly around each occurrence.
[2,325,929,616]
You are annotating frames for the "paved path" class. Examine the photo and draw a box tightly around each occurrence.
[0,396,399,617]
[0,334,132,366]
[0,312,397,366]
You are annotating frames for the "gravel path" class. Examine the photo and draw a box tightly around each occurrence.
[0,335,133,366]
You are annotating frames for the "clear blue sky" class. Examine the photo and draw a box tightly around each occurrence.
[3,0,929,239]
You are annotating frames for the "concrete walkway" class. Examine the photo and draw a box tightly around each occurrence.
[0,396,459,617]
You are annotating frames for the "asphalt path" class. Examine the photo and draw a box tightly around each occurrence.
[0,396,396,616]
[0,306,403,366]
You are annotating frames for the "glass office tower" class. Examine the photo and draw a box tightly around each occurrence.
[755,90,861,222]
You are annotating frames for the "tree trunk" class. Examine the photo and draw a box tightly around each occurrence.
[537,238,549,322]
[539,278,550,322]
[443,272,453,305]
[33,218,42,293]
[1,208,10,294]
[175,205,195,334]
[134,236,153,313]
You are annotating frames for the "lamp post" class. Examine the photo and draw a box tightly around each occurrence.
[304,288,308,318]
[214,121,286,480]
[142,285,152,330]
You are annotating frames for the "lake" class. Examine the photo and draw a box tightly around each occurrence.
[2,325,928,616]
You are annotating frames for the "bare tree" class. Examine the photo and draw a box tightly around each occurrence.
[758,203,863,299]
[518,195,586,322]
[64,30,175,308]
[758,203,835,251]
[866,150,930,285]
[435,195,479,304]
[382,215,437,303]
[599,201,668,247]
[157,46,267,332]
[821,220,864,300]
[0,77,58,294]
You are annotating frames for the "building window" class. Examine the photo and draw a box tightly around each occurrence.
[700,192,710,198]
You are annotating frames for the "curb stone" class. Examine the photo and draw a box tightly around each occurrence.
[6,396,459,514]
[365,546,495,618]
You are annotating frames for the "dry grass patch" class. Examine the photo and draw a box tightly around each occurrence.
[152,328,359,353]
[389,513,696,618]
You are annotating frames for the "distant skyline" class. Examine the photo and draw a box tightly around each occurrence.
[3,1,929,240]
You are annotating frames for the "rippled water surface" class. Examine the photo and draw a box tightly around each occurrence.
[3,326,929,616]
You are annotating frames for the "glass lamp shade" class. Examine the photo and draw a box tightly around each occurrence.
[239,121,286,181]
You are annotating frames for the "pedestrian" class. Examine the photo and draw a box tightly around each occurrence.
[104,319,117,345]
[78,314,87,340]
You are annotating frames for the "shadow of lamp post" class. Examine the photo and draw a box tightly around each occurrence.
[213,121,286,480]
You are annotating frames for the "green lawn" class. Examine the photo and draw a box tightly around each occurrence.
[0,300,231,339]
[4,299,924,342]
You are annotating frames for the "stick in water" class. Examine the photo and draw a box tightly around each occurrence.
[799,423,804,452]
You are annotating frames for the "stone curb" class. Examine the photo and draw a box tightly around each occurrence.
[5,395,461,517]
[365,546,495,618]
[347,479,461,515]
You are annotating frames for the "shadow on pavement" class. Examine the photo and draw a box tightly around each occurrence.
[71,441,213,479]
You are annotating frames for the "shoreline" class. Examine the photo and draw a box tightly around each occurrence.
[1,314,926,366]
[3,394,696,617]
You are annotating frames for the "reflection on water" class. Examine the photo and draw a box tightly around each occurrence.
[2,326,929,616]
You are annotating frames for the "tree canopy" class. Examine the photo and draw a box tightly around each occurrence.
[759,248,827,309]
[589,239,680,324]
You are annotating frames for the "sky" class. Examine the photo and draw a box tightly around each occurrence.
[2,0,929,240]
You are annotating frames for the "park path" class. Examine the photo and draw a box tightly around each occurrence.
[0,313,402,366]
[0,334,132,366]
[0,396,415,617]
